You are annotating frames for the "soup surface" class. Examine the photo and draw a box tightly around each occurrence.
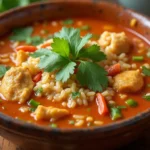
[0,18,150,129]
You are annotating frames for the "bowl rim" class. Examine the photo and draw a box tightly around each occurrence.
[0,0,150,136]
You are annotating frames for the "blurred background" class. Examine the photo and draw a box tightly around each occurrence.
[0,0,150,16]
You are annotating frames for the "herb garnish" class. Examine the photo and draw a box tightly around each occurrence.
[0,65,9,78]
[72,92,80,99]
[80,25,91,31]
[142,66,150,76]
[62,19,74,25]
[143,94,150,101]
[9,27,44,46]
[30,27,108,92]
[10,27,33,42]
[34,87,43,96]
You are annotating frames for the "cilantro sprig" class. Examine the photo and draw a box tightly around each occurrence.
[31,27,108,92]
[0,65,9,78]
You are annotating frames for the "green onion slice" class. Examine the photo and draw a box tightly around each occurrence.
[110,108,122,120]
[143,94,150,101]
[125,99,138,107]
[28,99,40,108]
[132,56,144,61]
[50,123,58,128]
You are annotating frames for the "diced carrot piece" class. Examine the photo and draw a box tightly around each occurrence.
[33,72,42,82]
[96,93,109,115]
[16,45,37,52]
[107,63,121,76]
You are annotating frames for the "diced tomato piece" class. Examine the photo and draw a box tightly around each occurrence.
[107,63,121,76]
[96,93,109,115]
[16,45,37,52]
[33,72,42,82]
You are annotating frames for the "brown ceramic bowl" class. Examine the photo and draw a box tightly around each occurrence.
[0,1,150,150]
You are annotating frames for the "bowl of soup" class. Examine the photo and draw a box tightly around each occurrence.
[0,0,150,149]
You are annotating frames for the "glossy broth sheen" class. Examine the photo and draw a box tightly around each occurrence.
[0,18,150,128]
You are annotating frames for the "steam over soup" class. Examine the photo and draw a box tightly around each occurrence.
[0,18,150,128]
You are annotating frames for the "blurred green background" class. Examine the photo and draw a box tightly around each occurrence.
[0,0,150,16]
[0,0,44,12]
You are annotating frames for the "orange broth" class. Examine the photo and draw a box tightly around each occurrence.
[0,18,150,128]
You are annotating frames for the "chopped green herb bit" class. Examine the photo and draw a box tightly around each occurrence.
[111,108,122,120]
[92,34,100,40]
[80,25,91,31]
[125,99,138,107]
[26,36,44,46]
[132,56,144,61]
[62,19,74,25]
[28,99,40,108]
[69,120,75,125]
[143,94,150,101]
[142,66,150,76]
[0,65,9,78]
[147,84,150,87]
[34,87,43,95]
[9,27,33,42]
[108,102,116,108]
[72,92,80,99]
[87,108,91,112]
[117,106,127,109]
[50,123,57,128]
[29,107,36,112]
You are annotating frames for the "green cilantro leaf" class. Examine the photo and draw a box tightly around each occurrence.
[72,92,80,99]
[55,27,92,57]
[0,65,9,78]
[79,44,106,62]
[77,61,108,91]
[51,37,70,57]
[56,62,76,82]
[62,19,74,25]
[31,27,108,91]
[9,27,33,41]
[26,36,44,46]
[31,49,69,72]
[142,66,150,76]
[39,53,69,72]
